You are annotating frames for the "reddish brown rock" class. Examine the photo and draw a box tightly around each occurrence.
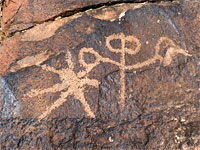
[0,0,200,149]
[2,0,161,35]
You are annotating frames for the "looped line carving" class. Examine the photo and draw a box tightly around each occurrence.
[79,34,191,106]
[25,33,191,120]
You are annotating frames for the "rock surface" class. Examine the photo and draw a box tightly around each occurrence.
[2,0,164,35]
[0,0,200,149]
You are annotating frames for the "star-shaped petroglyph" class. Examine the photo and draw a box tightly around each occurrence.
[26,51,99,120]
[25,33,192,120]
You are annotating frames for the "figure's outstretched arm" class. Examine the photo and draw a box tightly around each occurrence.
[26,82,67,98]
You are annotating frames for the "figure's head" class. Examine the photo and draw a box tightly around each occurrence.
[155,37,192,66]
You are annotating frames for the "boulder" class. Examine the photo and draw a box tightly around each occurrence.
[0,0,200,149]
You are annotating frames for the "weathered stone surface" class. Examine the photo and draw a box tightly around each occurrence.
[2,0,162,35]
[0,0,200,149]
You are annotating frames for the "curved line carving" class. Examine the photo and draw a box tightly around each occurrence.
[25,33,192,120]
[79,34,191,106]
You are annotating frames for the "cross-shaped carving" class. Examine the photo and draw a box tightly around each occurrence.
[79,33,191,106]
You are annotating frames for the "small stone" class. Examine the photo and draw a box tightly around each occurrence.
[181,118,186,122]
[109,136,114,142]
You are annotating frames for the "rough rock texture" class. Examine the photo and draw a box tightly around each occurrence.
[2,0,165,35]
[0,0,200,149]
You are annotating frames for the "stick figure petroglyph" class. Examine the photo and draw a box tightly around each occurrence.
[26,51,99,120]
[25,33,191,120]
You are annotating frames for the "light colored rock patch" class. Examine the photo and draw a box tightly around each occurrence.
[88,3,143,21]
[9,50,53,72]
[21,14,81,41]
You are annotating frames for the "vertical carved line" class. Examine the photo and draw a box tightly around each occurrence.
[119,35,126,107]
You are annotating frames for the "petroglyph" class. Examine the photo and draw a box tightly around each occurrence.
[79,34,192,106]
[26,51,99,120]
[25,33,191,120]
